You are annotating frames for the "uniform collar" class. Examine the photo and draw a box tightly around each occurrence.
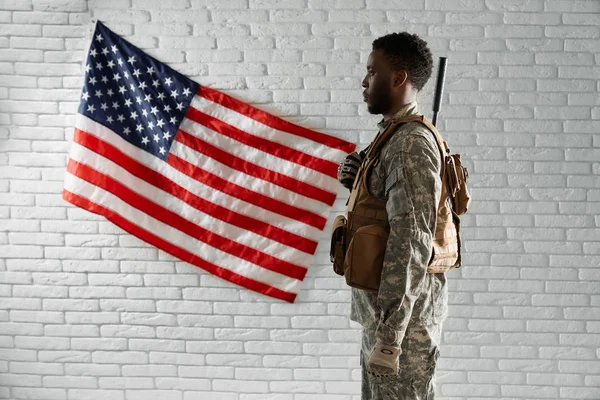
[377,101,419,132]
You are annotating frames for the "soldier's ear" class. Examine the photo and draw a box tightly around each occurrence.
[392,70,408,88]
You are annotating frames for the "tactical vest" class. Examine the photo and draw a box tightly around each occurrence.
[330,114,469,292]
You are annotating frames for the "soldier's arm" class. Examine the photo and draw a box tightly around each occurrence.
[373,129,442,347]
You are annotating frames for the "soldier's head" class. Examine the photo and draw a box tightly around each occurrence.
[362,32,433,117]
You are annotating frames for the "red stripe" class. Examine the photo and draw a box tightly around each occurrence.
[197,85,356,154]
[166,153,327,230]
[71,131,310,279]
[185,106,339,178]
[176,129,337,206]
[74,128,317,255]
[62,190,297,303]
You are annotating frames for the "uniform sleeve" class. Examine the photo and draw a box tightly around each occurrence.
[374,131,442,346]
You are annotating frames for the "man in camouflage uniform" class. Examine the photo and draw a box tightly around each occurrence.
[338,32,448,399]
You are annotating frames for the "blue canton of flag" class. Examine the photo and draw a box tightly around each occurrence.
[79,21,198,161]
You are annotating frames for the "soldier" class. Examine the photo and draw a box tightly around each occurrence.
[338,32,448,399]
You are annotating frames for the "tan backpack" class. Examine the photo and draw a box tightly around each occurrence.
[330,115,470,291]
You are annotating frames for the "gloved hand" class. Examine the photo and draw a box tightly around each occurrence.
[366,339,401,378]
[337,150,365,190]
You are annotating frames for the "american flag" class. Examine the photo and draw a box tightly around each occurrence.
[63,21,356,303]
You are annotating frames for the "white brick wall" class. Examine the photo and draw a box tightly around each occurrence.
[0,0,599,399]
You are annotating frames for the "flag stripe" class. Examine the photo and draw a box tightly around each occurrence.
[73,129,318,257]
[176,129,337,206]
[63,172,303,293]
[185,105,339,178]
[180,114,339,196]
[71,138,317,267]
[76,115,329,229]
[62,190,298,303]
[166,153,327,230]
[190,95,349,163]
[66,159,308,280]
[198,85,356,153]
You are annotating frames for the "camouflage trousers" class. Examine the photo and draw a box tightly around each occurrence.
[360,321,442,400]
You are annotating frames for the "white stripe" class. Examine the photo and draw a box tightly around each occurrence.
[64,172,303,294]
[191,94,348,162]
[74,113,328,230]
[68,140,316,267]
[180,117,339,195]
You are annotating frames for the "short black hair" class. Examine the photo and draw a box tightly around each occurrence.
[372,32,433,92]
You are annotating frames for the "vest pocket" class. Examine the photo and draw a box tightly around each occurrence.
[330,215,347,276]
[344,224,389,292]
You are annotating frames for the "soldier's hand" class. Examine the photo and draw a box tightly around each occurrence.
[366,340,400,378]
[337,150,365,190]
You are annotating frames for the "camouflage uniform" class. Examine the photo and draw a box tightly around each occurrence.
[349,102,448,399]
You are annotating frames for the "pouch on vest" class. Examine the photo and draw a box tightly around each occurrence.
[330,215,347,276]
[446,153,471,215]
[343,223,388,292]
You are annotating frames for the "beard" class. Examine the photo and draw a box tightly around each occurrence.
[365,85,392,115]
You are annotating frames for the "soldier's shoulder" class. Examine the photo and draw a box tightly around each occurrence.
[383,120,439,158]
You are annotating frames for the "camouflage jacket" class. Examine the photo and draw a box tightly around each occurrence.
[349,102,448,346]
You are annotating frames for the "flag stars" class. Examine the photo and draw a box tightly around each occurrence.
[133,68,141,78]
[112,102,120,110]
[141,136,149,145]
[117,58,123,66]
[150,106,158,115]
[148,121,155,129]
[106,115,114,123]
[147,66,155,74]
[163,131,172,141]
[95,34,104,43]
[89,76,97,85]
[87,104,96,113]
[157,119,165,128]
[81,91,90,101]
[170,116,178,125]
[136,124,143,132]
[123,127,131,135]
[163,104,171,113]
[164,77,173,86]
[144,94,152,103]
[127,56,136,65]
[100,102,108,111]
[123,71,130,79]
[101,47,109,56]
[157,92,165,101]
[130,110,138,120]
[96,62,103,71]
[170,89,179,99]
[117,114,125,122]
[107,60,115,68]
[118,86,126,95]
[124,98,132,107]
[101,76,109,84]
[90,48,98,57]
[113,73,121,82]
[152,79,160,88]
[85,64,91,73]
[111,45,118,54]
[130,83,136,91]
[106,88,114,96]
[153,133,160,143]
[182,87,191,97]
[142,109,149,118]
[139,81,148,90]
[94,89,103,98]
[176,102,184,111]
[159,146,166,155]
